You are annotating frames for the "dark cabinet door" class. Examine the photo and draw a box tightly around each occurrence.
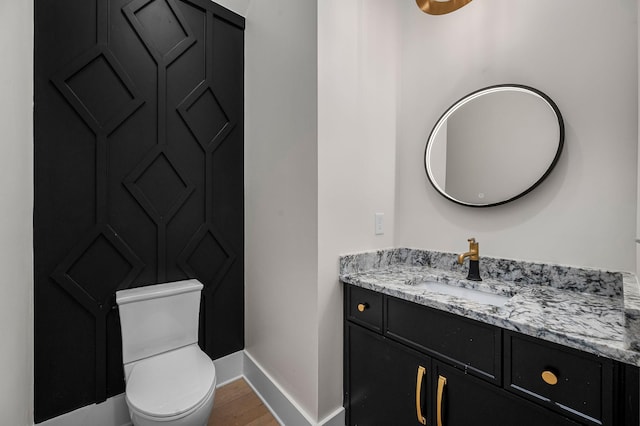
[346,323,432,426]
[432,362,581,426]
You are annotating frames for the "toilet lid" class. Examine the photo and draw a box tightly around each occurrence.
[126,345,216,419]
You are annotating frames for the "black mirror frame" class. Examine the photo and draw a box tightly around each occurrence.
[424,84,565,208]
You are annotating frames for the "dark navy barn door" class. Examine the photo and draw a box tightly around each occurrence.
[34,0,244,421]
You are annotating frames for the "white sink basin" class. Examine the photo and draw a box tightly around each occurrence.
[414,281,511,307]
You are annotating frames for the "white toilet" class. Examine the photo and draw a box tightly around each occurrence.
[116,279,217,426]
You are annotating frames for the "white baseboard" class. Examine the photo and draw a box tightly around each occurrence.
[38,393,132,426]
[36,350,344,426]
[318,407,345,426]
[242,351,345,426]
[243,351,313,425]
[212,350,245,386]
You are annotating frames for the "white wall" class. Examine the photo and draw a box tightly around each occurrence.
[244,0,320,419]
[637,0,640,277]
[317,0,398,419]
[210,0,250,17]
[396,0,638,271]
[0,1,34,425]
[244,0,399,421]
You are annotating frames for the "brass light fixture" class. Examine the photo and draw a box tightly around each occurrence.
[416,0,472,15]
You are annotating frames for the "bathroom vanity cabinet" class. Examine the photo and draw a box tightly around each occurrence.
[344,284,640,426]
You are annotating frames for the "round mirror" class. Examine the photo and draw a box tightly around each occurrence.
[424,84,564,207]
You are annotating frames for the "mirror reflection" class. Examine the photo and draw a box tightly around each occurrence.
[424,85,564,207]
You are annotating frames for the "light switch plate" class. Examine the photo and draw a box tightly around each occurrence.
[375,213,384,235]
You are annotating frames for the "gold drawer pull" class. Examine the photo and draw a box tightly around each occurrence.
[541,370,558,385]
[437,375,447,426]
[357,303,368,312]
[416,366,427,425]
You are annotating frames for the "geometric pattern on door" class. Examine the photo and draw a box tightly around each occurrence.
[34,0,244,421]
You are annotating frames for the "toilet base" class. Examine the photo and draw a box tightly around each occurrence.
[128,387,215,426]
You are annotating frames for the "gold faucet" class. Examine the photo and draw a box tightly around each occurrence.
[458,238,482,281]
[457,238,479,264]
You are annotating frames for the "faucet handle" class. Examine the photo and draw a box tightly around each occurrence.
[467,238,479,256]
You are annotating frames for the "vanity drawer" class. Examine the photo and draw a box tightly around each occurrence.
[504,331,614,425]
[385,296,501,383]
[346,285,383,332]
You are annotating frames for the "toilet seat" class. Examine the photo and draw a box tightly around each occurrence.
[126,345,216,420]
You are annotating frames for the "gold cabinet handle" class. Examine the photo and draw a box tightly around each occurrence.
[541,370,558,385]
[357,303,368,312]
[415,366,427,425]
[437,375,447,426]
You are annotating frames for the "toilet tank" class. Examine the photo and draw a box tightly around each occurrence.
[116,279,203,365]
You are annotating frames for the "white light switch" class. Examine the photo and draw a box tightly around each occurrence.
[375,213,384,235]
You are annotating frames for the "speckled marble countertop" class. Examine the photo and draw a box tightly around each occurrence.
[339,248,640,367]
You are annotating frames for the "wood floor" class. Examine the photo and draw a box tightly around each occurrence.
[208,378,280,426]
